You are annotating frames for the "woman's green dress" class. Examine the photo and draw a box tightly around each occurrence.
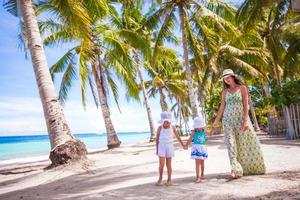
[222,89,266,176]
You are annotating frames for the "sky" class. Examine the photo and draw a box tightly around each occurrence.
[0,1,243,136]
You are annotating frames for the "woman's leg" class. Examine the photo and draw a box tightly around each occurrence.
[224,126,243,177]
[166,157,173,185]
[156,157,165,185]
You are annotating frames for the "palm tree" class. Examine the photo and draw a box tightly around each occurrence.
[146,0,243,118]
[237,0,300,82]
[144,47,186,112]
[145,0,198,117]
[237,0,300,138]
[36,0,142,148]
[110,0,157,142]
[3,0,87,166]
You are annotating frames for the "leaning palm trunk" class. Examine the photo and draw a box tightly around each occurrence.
[133,50,156,142]
[91,62,121,149]
[20,0,87,166]
[179,6,198,118]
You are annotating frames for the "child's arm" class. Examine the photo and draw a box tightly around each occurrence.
[185,130,195,148]
[155,126,161,155]
[172,126,184,148]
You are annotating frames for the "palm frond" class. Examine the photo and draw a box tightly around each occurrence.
[3,0,18,17]
[107,74,122,113]
[49,48,77,81]
[236,0,264,31]
[197,6,242,42]
[117,30,150,57]
[227,57,262,77]
[79,53,89,110]
[192,0,237,22]
[83,0,109,21]
[43,31,76,47]
[87,70,99,108]
[153,7,176,59]
[185,17,205,67]
[37,0,92,37]
[58,61,77,105]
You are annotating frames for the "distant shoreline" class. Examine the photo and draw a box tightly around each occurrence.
[0,131,150,137]
[0,133,150,162]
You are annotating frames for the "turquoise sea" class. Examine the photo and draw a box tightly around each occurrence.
[0,132,150,161]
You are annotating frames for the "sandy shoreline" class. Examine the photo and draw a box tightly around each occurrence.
[0,133,300,199]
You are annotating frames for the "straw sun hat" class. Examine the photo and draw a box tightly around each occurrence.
[219,69,237,81]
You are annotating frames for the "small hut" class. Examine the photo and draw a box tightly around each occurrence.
[292,0,300,12]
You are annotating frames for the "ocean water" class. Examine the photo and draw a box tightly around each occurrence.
[0,132,150,161]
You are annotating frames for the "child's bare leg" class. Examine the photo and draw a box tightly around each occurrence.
[195,159,200,178]
[195,159,201,183]
[156,157,165,185]
[200,159,205,178]
[166,157,173,186]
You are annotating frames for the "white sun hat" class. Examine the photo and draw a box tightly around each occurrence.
[219,69,236,81]
[158,111,172,124]
[193,115,206,129]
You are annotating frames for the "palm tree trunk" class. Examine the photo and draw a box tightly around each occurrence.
[179,5,198,118]
[273,61,281,85]
[133,50,156,142]
[263,83,277,134]
[158,87,168,112]
[249,96,260,131]
[20,0,87,166]
[283,105,296,139]
[91,62,121,149]
[197,71,207,119]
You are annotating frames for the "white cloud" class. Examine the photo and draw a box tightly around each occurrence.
[0,96,163,136]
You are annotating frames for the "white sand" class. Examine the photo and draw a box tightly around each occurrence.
[0,133,300,200]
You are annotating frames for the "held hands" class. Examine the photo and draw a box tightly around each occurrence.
[183,143,188,150]
[210,121,218,136]
[208,127,215,136]
[212,121,218,129]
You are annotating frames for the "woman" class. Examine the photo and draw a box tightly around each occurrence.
[211,69,266,178]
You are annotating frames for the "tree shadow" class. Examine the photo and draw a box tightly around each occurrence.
[0,169,231,200]
[259,135,300,147]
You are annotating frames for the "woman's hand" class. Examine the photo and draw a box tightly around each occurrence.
[212,121,218,129]
[241,121,249,132]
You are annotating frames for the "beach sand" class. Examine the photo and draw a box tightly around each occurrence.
[0,133,300,200]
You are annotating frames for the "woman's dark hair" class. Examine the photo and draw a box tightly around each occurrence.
[223,75,244,89]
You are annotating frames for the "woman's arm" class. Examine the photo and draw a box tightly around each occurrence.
[240,85,250,131]
[212,90,226,129]
[172,126,184,147]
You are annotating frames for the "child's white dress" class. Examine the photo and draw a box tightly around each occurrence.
[157,126,174,158]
